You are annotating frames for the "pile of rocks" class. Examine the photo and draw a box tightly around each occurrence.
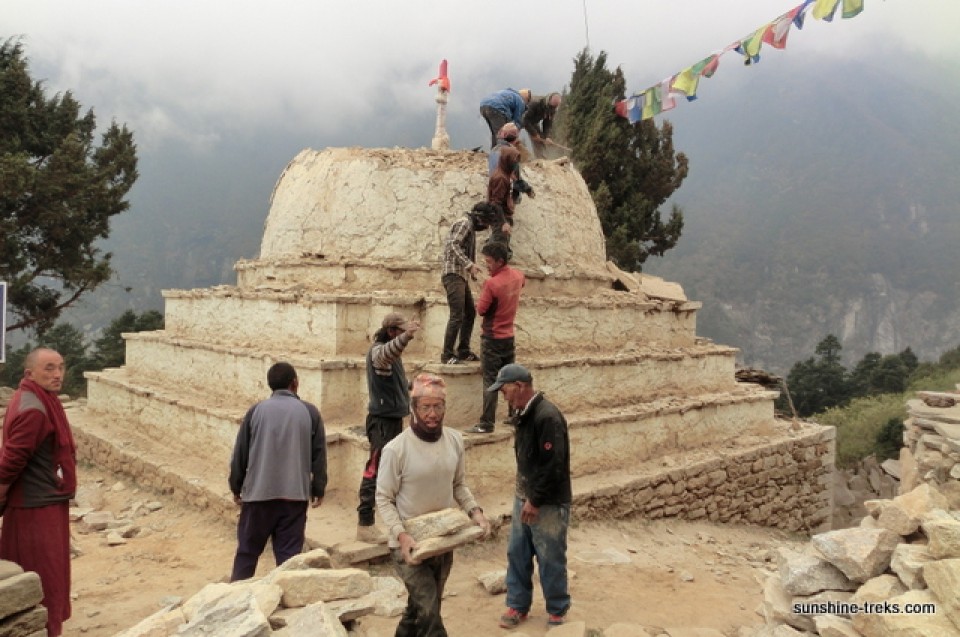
[832,456,899,530]
[0,559,47,637]
[115,547,405,637]
[901,390,960,490]
[750,388,960,636]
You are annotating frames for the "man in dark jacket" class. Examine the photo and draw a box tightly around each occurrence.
[228,361,326,581]
[357,312,420,542]
[488,364,572,629]
[521,92,562,158]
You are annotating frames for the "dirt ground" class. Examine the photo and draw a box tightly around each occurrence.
[60,463,805,637]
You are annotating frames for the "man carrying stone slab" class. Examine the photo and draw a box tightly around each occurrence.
[489,363,572,629]
[0,348,77,637]
[228,362,326,581]
[357,312,421,543]
[376,373,491,636]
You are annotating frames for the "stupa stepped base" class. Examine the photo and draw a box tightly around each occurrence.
[160,286,700,359]
[102,332,744,426]
[85,363,778,495]
[234,257,618,299]
[71,401,834,536]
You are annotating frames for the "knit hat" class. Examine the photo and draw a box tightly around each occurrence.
[411,373,447,400]
[381,312,407,329]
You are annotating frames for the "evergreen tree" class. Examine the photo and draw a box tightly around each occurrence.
[1,39,138,335]
[89,309,164,369]
[555,49,688,270]
[0,323,90,395]
[784,334,852,417]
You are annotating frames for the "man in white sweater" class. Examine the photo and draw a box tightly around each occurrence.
[376,373,490,636]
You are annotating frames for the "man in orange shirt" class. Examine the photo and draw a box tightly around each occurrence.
[466,242,525,434]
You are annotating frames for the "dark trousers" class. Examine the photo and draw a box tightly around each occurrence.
[358,414,404,525]
[486,213,513,256]
[480,336,515,428]
[441,274,475,362]
[230,499,308,581]
[393,548,453,637]
[480,105,510,149]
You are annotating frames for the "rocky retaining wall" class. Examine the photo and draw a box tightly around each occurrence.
[576,425,835,533]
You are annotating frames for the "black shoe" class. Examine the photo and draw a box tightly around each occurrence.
[465,424,494,434]
[443,357,463,365]
[502,415,520,426]
[459,352,480,362]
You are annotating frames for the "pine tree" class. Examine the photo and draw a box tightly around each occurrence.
[555,49,688,270]
[1,38,138,335]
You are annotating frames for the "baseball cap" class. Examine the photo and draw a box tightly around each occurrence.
[487,364,533,392]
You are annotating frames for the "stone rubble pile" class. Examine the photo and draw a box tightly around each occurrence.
[751,387,960,637]
[832,456,899,530]
[901,390,960,493]
[114,546,406,637]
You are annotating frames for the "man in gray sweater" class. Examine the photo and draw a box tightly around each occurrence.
[228,362,327,581]
[377,373,490,636]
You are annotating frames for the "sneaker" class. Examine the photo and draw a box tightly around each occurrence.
[444,357,463,365]
[547,614,565,626]
[502,415,519,426]
[460,352,480,362]
[499,608,528,629]
[355,524,387,544]
[465,424,494,434]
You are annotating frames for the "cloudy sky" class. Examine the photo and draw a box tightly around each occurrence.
[7,0,959,154]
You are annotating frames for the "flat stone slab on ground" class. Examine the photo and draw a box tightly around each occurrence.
[329,541,390,566]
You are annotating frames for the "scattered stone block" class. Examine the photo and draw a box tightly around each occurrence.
[325,595,375,623]
[69,507,94,522]
[273,569,373,608]
[177,588,270,637]
[81,511,115,531]
[601,622,655,637]
[272,601,347,637]
[880,458,901,480]
[851,589,957,636]
[921,516,960,559]
[477,570,507,595]
[811,528,901,582]
[889,544,934,589]
[329,541,389,566]
[0,572,43,620]
[270,548,332,573]
[0,560,24,581]
[851,574,908,605]
[113,606,184,637]
[761,574,814,632]
[0,606,48,636]
[813,614,860,637]
[921,558,960,629]
[877,483,948,536]
[106,532,128,546]
[777,548,855,596]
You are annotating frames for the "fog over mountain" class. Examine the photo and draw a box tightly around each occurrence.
[56,40,960,373]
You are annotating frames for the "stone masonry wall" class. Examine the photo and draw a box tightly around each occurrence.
[575,424,835,533]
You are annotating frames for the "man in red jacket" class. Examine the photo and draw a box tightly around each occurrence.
[0,348,77,637]
[467,242,525,433]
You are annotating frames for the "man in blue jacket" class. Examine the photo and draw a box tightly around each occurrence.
[480,88,531,149]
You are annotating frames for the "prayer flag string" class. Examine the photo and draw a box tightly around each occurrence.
[615,0,865,123]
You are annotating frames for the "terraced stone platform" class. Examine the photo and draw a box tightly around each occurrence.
[79,146,834,539]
